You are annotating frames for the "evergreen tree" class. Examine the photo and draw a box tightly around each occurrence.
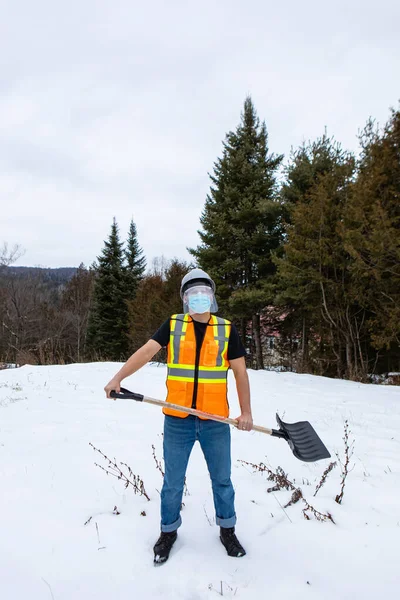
[87,219,129,360]
[127,258,189,359]
[189,97,283,368]
[343,110,400,369]
[276,137,345,372]
[275,136,373,379]
[127,273,167,355]
[125,218,146,300]
[162,259,191,316]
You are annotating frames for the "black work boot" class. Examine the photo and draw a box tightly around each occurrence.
[153,530,178,565]
[220,527,246,557]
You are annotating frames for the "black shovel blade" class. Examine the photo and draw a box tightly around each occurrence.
[276,414,331,462]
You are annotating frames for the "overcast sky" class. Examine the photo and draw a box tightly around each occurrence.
[1,0,399,269]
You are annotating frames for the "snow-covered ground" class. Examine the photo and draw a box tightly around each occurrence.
[1,363,399,599]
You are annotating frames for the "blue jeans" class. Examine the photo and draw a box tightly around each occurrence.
[160,415,236,532]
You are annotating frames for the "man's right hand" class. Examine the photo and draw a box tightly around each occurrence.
[103,340,162,400]
[104,378,122,399]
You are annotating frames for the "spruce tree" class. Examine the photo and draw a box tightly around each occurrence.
[189,97,283,368]
[127,273,167,355]
[344,110,400,368]
[125,218,146,300]
[127,259,189,357]
[87,219,129,360]
[276,137,345,372]
[275,136,371,379]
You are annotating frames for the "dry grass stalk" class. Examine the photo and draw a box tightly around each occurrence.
[152,444,164,477]
[303,501,335,523]
[239,460,294,492]
[314,461,337,497]
[239,459,334,524]
[335,420,354,504]
[89,442,150,501]
[284,488,303,508]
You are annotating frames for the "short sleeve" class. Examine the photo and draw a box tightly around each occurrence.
[227,323,246,360]
[151,319,171,347]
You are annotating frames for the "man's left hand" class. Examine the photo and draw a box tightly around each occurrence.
[235,412,253,432]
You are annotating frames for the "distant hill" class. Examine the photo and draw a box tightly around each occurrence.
[4,266,78,285]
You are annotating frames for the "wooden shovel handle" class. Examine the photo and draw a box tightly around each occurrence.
[112,389,273,436]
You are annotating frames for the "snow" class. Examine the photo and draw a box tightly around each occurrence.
[1,363,399,599]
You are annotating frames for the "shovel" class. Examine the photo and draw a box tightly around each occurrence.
[110,387,331,463]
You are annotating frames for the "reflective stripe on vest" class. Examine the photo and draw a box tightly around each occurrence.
[170,313,189,365]
[167,367,227,382]
[167,314,230,383]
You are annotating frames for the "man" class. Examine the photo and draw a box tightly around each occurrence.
[104,268,253,565]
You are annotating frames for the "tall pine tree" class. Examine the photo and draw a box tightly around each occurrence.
[275,136,372,379]
[343,110,400,370]
[87,219,129,360]
[127,259,189,358]
[125,218,146,300]
[190,97,283,368]
[276,136,346,372]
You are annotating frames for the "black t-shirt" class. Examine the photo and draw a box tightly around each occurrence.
[152,317,246,361]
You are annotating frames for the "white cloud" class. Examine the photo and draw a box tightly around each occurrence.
[1,0,399,268]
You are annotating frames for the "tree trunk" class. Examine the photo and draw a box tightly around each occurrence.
[252,313,264,370]
[345,338,354,380]
[77,318,81,362]
[289,336,294,372]
[336,338,343,378]
[300,315,309,373]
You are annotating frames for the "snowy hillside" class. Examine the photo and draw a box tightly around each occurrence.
[1,363,399,599]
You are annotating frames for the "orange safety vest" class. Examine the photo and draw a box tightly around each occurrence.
[163,313,231,419]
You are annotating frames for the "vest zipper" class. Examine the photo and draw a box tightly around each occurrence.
[191,360,199,409]
[191,317,211,409]
[191,331,201,410]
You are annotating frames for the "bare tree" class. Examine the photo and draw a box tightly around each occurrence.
[61,265,94,361]
[0,243,24,268]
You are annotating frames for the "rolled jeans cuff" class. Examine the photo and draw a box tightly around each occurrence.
[216,514,237,528]
[161,515,182,533]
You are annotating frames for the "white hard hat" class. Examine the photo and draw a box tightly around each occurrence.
[180,268,216,298]
[180,268,218,313]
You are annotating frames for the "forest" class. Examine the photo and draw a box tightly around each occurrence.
[1,98,399,381]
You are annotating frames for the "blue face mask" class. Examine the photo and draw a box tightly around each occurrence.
[188,293,212,314]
